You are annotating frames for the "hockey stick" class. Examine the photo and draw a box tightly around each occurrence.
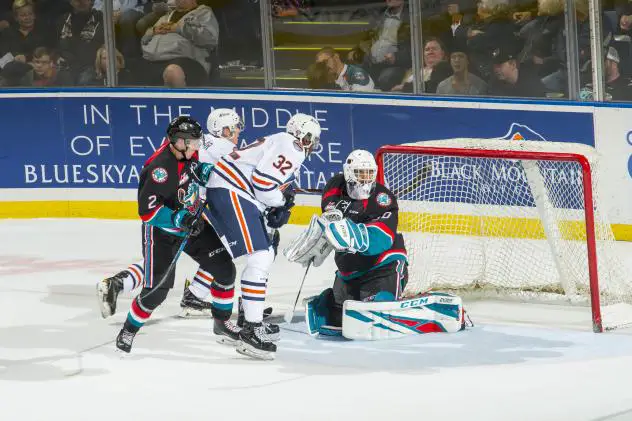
[283,258,313,324]
[142,205,206,300]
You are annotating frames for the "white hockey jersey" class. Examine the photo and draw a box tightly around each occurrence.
[208,132,305,211]
[198,133,237,166]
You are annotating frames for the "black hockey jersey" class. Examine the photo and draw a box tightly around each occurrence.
[321,173,407,281]
[137,141,201,236]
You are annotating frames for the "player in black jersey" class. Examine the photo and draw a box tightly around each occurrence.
[286,150,408,335]
[115,116,237,353]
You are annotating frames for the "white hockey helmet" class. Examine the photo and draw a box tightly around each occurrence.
[207,108,244,139]
[286,113,321,156]
[343,149,378,200]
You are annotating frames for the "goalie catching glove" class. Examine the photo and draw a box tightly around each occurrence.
[318,210,369,254]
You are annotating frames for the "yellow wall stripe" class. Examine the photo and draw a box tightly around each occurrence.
[1,201,630,242]
[0,201,138,220]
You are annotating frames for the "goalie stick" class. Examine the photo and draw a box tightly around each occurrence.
[284,258,313,324]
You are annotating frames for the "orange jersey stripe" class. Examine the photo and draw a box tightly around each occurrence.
[217,161,248,191]
[241,288,265,295]
[230,191,253,253]
[196,271,214,282]
[252,175,274,186]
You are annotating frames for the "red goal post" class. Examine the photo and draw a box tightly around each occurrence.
[376,141,629,333]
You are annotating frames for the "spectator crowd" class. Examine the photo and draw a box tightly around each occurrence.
[304,0,632,100]
[0,0,631,100]
[0,0,262,87]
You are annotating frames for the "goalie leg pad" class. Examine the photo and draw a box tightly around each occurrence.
[342,292,468,340]
[304,288,343,337]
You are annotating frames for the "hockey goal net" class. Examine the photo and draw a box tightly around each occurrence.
[377,139,632,332]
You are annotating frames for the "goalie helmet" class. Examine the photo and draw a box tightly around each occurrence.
[286,113,321,156]
[207,108,244,139]
[343,149,377,200]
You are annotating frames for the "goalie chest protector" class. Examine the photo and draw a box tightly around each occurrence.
[321,174,407,277]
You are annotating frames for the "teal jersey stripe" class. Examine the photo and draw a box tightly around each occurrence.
[362,224,394,256]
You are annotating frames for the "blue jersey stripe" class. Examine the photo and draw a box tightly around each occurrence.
[253,168,283,185]
[215,169,255,199]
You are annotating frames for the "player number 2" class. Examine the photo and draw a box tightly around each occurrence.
[148,195,157,209]
[273,154,293,175]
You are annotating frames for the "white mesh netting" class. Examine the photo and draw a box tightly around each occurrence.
[380,138,632,331]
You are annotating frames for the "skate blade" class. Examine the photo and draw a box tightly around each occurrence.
[115,346,131,357]
[236,342,276,361]
[178,307,214,318]
[215,336,240,347]
[96,283,113,319]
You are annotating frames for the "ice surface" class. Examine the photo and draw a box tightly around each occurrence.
[1,219,632,421]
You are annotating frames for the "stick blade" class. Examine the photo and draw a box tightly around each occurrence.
[283,307,294,324]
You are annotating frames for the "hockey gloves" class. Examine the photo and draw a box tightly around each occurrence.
[266,206,292,229]
[188,162,215,185]
[173,209,205,236]
[266,186,296,229]
[282,185,296,205]
[319,215,369,254]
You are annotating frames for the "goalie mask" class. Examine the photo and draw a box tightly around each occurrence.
[343,150,377,200]
[287,113,321,156]
[207,108,244,140]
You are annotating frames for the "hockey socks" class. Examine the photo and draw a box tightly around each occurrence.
[124,288,168,332]
[240,279,267,323]
[210,281,235,319]
[189,268,214,301]
[122,263,144,292]
[125,298,152,333]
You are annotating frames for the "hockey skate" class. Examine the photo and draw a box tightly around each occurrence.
[237,297,279,341]
[116,327,137,354]
[179,279,213,318]
[96,271,124,318]
[236,321,277,360]
[213,319,242,346]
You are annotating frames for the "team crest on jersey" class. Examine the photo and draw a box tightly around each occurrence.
[376,192,391,207]
[151,167,168,183]
[178,183,200,212]
[179,171,190,186]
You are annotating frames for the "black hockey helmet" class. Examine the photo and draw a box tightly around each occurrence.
[166,116,203,144]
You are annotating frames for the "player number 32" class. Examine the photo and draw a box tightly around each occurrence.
[272,154,293,175]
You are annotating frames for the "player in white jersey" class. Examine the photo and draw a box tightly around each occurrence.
[178,108,244,316]
[97,109,245,320]
[204,113,321,360]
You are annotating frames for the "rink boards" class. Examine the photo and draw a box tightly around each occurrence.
[0,89,631,240]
